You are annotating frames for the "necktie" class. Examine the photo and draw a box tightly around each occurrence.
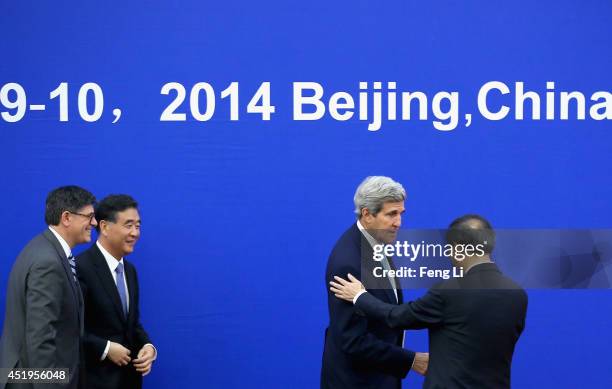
[67,254,78,283]
[380,256,398,303]
[115,262,128,317]
[67,254,84,312]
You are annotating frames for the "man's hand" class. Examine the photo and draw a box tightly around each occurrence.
[132,344,156,376]
[412,352,429,376]
[107,341,131,366]
[329,273,364,302]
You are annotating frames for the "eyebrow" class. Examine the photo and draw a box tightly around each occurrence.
[386,209,405,214]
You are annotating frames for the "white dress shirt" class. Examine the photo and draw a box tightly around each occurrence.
[97,241,130,309]
[48,226,72,259]
[356,220,398,303]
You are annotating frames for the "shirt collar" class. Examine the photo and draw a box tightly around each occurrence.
[464,261,494,274]
[96,240,124,271]
[48,226,72,258]
[356,219,380,249]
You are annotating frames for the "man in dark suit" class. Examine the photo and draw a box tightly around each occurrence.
[321,176,428,389]
[331,215,528,389]
[0,186,97,389]
[76,195,156,389]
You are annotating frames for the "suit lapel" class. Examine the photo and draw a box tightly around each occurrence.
[42,230,81,310]
[90,245,127,323]
[124,261,136,324]
[357,226,400,305]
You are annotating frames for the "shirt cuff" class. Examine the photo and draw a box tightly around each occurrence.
[143,343,158,360]
[101,341,110,361]
[353,290,368,304]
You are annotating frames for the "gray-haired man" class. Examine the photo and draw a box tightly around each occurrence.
[321,176,428,389]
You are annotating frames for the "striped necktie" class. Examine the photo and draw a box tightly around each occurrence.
[67,254,78,283]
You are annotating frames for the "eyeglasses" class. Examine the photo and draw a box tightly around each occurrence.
[68,211,96,223]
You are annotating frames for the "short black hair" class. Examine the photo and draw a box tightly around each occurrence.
[95,194,138,232]
[45,186,97,226]
[446,214,496,254]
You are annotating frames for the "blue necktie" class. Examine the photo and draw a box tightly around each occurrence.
[67,254,78,283]
[115,262,128,317]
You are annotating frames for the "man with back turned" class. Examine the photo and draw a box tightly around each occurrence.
[0,186,97,389]
[331,214,528,389]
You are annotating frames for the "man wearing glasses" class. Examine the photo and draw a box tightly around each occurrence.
[0,185,97,389]
[76,194,156,389]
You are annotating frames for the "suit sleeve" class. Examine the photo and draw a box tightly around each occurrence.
[328,263,414,378]
[25,257,63,369]
[131,267,152,350]
[356,288,445,330]
[25,257,68,389]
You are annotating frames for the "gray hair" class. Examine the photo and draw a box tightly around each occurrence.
[353,176,406,218]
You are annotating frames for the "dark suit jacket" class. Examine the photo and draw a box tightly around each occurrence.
[356,262,528,389]
[76,244,152,389]
[321,224,415,389]
[0,229,84,389]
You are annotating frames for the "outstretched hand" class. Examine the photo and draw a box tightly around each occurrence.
[329,274,364,302]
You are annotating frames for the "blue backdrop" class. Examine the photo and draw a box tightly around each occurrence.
[1,1,611,388]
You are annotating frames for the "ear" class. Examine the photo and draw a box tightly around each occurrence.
[361,207,372,220]
[99,220,109,236]
[60,211,71,227]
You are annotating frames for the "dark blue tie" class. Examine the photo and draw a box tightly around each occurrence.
[67,254,78,283]
[115,262,128,317]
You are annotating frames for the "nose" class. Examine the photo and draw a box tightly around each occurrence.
[91,217,98,227]
[394,214,402,228]
[130,227,140,238]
